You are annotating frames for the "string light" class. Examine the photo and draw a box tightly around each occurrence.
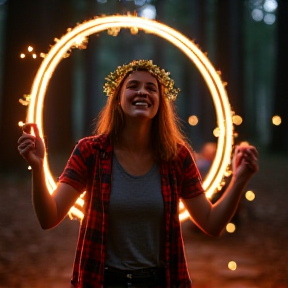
[130,27,139,34]
[232,115,243,125]
[20,46,38,60]
[19,94,31,106]
[24,15,234,219]
[213,127,221,137]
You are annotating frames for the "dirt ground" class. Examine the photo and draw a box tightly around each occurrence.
[0,152,288,288]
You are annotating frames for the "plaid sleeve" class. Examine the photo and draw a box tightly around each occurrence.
[58,138,90,193]
[179,146,204,199]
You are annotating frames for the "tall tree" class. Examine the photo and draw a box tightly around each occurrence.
[269,0,288,153]
[0,0,74,173]
[0,2,8,121]
[0,0,45,173]
[215,0,245,141]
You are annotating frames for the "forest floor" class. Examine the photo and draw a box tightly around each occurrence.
[0,152,288,288]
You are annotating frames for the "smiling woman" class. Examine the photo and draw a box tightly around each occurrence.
[14,12,261,288]
[18,57,258,287]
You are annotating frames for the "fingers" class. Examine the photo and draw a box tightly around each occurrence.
[18,141,35,165]
[238,146,259,172]
[243,147,258,162]
[233,145,244,167]
[22,123,32,134]
[22,123,40,138]
[18,123,40,156]
[235,145,258,159]
[232,145,259,174]
[18,141,35,156]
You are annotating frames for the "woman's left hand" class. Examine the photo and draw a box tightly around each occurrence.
[232,144,259,180]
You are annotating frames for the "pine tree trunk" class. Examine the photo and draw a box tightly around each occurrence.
[269,0,288,153]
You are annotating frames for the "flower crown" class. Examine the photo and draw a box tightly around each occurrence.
[103,60,180,101]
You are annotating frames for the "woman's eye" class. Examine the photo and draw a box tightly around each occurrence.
[146,85,156,91]
[127,85,137,89]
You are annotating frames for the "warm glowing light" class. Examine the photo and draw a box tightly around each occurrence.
[25,15,233,219]
[74,36,88,49]
[272,115,281,126]
[245,190,255,201]
[239,141,249,147]
[20,53,25,58]
[19,94,31,106]
[18,121,24,127]
[107,27,121,36]
[228,261,237,271]
[232,115,243,125]
[130,27,139,34]
[226,223,236,233]
[213,127,221,137]
[32,54,37,59]
[179,210,190,222]
[179,200,190,221]
[224,170,232,177]
[28,46,33,52]
[188,115,198,126]
[28,166,32,170]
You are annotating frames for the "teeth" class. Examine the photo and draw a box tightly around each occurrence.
[134,102,148,107]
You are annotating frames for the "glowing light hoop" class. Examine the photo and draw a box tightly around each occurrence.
[26,15,233,219]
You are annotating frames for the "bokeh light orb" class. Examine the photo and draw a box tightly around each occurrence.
[188,115,199,126]
[245,190,256,201]
[272,115,281,126]
[226,223,236,233]
[228,261,237,271]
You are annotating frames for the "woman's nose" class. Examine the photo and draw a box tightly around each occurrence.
[137,89,148,97]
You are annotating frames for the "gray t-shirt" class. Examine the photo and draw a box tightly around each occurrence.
[105,155,166,270]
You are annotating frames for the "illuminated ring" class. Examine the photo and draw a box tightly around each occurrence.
[26,15,233,219]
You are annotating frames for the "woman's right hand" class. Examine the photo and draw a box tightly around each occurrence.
[17,123,45,169]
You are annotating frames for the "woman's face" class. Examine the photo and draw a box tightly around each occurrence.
[119,70,160,121]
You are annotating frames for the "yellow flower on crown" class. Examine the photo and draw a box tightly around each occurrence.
[103,60,180,101]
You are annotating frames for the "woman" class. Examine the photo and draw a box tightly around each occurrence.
[18,60,258,288]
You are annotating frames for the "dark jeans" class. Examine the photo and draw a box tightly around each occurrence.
[103,266,167,288]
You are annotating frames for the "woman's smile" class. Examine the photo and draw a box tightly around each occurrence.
[119,71,160,120]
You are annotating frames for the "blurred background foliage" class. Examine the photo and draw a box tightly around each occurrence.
[0,0,287,176]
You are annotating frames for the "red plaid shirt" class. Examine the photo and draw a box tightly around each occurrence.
[59,134,204,288]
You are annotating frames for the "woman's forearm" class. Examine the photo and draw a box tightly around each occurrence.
[207,174,251,236]
[31,165,58,229]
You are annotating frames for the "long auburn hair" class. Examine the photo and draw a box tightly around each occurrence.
[94,71,189,161]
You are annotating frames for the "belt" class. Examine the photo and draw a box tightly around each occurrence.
[104,266,166,286]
